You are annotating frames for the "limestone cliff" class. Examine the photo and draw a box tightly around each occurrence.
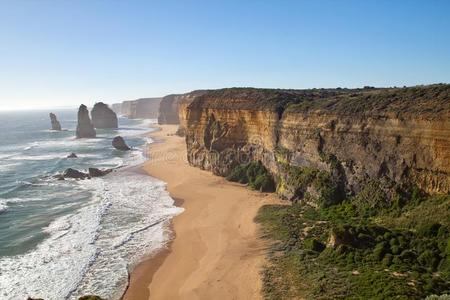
[158,91,208,131]
[121,98,162,119]
[76,104,96,138]
[158,94,181,124]
[91,102,118,129]
[184,85,450,205]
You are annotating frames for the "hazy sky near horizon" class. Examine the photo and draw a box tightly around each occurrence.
[0,0,449,110]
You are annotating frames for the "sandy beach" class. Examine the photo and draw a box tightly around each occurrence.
[123,124,280,300]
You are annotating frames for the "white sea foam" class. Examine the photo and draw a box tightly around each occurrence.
[0,117,174,299]
[0,164,183,300]
[0,200,7,213]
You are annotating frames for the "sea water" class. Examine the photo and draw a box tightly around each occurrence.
[0,109,182,299]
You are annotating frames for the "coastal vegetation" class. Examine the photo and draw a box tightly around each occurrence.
[256,189,450,299]
[227,161,275,192]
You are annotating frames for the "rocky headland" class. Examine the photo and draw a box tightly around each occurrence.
[91,102,118,129]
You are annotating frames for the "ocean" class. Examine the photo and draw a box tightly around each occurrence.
[0,109,182,299]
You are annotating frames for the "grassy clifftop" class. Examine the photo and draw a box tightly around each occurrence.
[187,84,450,118]
[286,84,450,119]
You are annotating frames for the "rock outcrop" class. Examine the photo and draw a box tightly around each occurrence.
[56,167,113,180]
[183,85,450,206]
[76,105,96,138]
[62,168,90,180]
[91,102,118,129]
[49,113,62,131]
[112,136,131,151]
[67,153,78,158]
[88,167,112,177]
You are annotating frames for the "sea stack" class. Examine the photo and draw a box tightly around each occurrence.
[91,102,118,129]
[49,113,62,131]
[112,136,131,151]
[76,104,96,138]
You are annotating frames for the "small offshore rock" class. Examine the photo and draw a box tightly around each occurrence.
[49,113,62,131]
[67,153,78,158]
[112,136,131,151]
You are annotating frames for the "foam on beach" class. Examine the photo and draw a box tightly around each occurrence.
[0,116,181,299]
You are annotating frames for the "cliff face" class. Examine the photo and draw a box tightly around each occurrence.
[158,91,208,127]
[91,102,118,129]
[121,98,162,119]
[158,94,181,124]
[76,104,96,138]
[184,86,450,205]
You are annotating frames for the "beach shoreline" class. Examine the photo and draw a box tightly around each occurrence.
[123,124,281,300]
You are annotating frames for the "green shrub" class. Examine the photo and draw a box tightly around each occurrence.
[251,174,275,192]
[418,222,442,237]
[226,164,248,183]
[226,161,275,192]
[373,242,388,261]
[418,250,440,269]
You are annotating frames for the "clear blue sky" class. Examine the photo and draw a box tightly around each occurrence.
[0,0,449,110]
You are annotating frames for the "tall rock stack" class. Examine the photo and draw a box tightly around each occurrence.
[49,113,62,131]
[76,104,96,138]
[91,102,118,129]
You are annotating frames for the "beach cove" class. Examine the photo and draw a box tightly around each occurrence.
[124,124,281,300]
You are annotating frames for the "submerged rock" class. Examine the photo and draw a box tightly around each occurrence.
[67,153,78,158]
[49,113,62,131]
[112,136,131,151]
[76,104,96,138]
[88,167,112,177]
[91,102,118,129]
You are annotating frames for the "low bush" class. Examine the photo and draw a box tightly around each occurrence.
[226,161,275,192]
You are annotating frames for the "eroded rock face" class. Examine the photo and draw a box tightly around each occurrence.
[76,105,96,138]
[91,102,118,129]
[49,113,62,131]
[112,136,130,151]
[183,85,450,206]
